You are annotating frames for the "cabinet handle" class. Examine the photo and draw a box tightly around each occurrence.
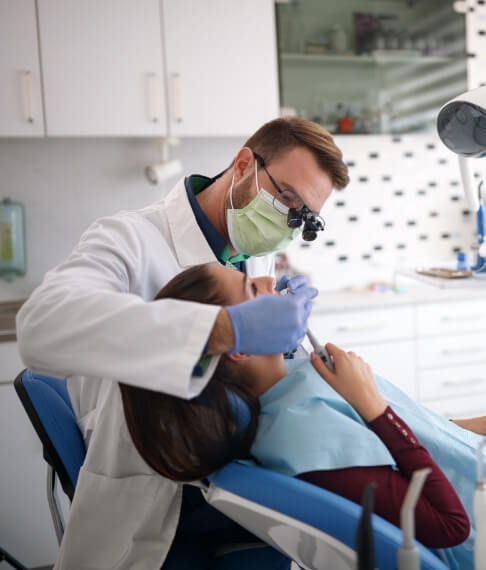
[442,378,484,388]
[147,73,160,123]
[336,322,386,333]
[23,71,34,123]
[440,314,484,323]
[170,73,183,123]
[440,346,484,356]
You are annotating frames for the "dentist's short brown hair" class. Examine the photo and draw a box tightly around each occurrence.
[244,117,349,190]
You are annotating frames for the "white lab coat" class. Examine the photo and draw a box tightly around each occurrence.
[16,177,274,569]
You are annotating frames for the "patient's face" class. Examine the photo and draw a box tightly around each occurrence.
[211,264,288,391]
[211,264,276,305]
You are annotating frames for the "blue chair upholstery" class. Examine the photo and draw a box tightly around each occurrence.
[207,463,449,570]
[14,369,85,501]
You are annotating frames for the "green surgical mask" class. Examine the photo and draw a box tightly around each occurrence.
[226,162,300,257]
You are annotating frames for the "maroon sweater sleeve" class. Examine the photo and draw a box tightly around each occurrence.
[297,405,470,548]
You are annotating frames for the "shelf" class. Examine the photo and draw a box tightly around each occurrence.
[281,52,454,66]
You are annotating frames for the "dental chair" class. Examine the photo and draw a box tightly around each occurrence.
[14,369,450,570]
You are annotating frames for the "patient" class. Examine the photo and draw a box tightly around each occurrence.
[120,263,482,564]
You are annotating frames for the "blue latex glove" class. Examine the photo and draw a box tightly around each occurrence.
[274,274,307,293]
[226,286,318,355]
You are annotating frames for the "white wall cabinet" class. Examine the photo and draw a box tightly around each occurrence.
[0,341,24,382]
[0,342,58,568]
[162,0,279,137]
[37,0,167,137]
[0,382,58,568]
[0,0,45,137]
[0,0,279,138]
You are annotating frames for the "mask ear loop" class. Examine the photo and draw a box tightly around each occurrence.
[254,156,261,196]
[229,175,235,210]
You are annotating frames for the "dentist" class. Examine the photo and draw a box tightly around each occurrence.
[16,117,349,569]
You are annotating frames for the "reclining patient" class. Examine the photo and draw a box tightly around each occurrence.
[121,263,483,569]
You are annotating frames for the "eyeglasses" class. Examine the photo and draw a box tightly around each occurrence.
[253,151,325,241]
[253,151,304,212]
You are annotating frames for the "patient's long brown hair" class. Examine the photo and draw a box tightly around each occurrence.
[119,264,260,482]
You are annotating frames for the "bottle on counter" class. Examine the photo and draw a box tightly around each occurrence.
[457,252,468,270]
[337,105,354,134]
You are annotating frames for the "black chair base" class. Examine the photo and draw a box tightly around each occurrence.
[0,547,28,570]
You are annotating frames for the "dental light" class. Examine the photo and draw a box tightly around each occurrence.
[437,86,486,271]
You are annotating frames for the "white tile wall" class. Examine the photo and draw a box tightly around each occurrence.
[0,137,244,301]
[286,132,484,291]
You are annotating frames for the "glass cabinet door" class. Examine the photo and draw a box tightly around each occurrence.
[276,0,468,134]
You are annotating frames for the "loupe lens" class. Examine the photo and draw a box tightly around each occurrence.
[287,208,303,228]
[302,230,317,241]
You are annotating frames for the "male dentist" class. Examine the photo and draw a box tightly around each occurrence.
[16,117,349,569]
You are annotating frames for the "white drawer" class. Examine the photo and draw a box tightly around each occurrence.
[424,393,486,419]
[347,340,416,400]
[0,342,24,382]
[417,333,486,368]
[418,363,486,402]
[417,299,486,337]
[309,306,414,346]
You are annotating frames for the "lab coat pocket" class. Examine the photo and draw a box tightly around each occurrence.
[58,470,167,570]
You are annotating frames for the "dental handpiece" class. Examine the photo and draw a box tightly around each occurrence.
[307,328,335,372]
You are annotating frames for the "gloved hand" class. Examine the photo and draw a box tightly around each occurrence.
[274,274,307,293]
[226,286,318,355]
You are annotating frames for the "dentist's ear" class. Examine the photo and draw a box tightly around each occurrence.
[232,147,255,182]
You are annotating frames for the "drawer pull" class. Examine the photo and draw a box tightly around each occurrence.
[442,378,484,388]
[147,72,160,123]
[440,347,485,356]
[23,70,34,123]
[440,314,485,323]
[170,73,183,123]
[336,322,386,333]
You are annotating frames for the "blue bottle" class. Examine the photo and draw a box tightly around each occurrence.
[457,252,468,271]
[0,198,26,282]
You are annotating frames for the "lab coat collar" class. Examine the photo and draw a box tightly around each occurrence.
[165,177,219,268]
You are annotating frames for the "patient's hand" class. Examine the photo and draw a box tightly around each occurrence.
[310,343,387,423]
[450,416,486,435]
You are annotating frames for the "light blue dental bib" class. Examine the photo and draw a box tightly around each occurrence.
[249,358,483,570]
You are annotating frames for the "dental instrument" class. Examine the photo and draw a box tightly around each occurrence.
[474,439,486,570]
[306,328,335,372]
[356,483,376,570]
[398,467,431,570]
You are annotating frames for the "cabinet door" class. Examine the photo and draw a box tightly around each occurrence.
[308,305,415,346]
[343,340,417,400]
[0,0,45,136]
[38,0,167,136]
[162,0,279,136]
[0,342,24,382]
[0,383,58,567]
[425,393,486,419]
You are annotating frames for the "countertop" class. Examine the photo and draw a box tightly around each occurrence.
[311,282,486,314]
[0,300,25,342]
